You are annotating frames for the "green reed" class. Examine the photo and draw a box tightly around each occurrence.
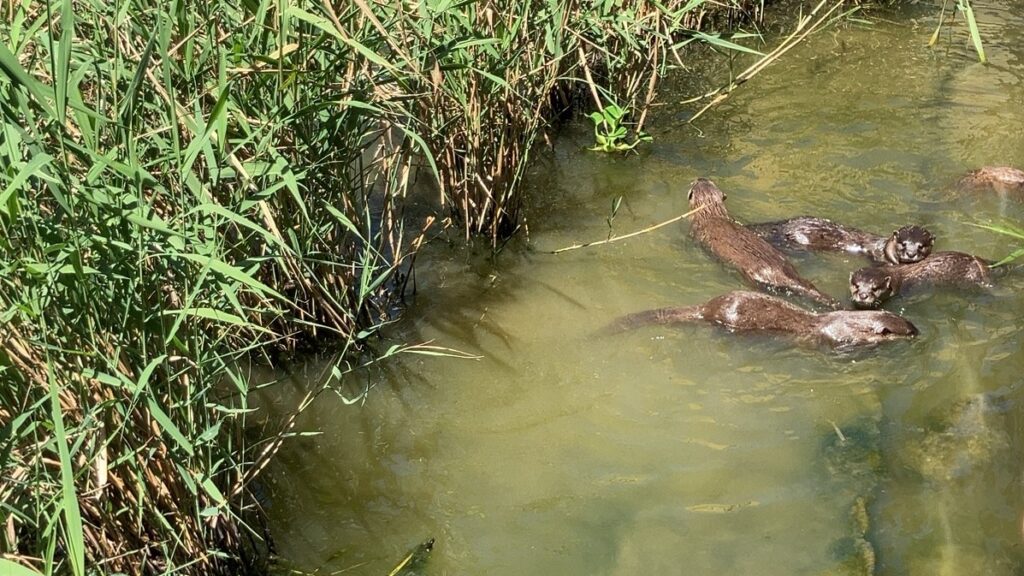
[971,223,1024,266]
[0,0,759,573]
[929,0,986,63]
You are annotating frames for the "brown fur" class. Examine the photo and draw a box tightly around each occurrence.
[957,166,1024,198]
[608,291,918,349]
[849,251,995,308]
[687,178,840,309]
[747,217,934,265]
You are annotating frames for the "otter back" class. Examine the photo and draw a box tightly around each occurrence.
[746,216,881,258]
[850,251,994,307]
[746,217,934,265]
[687,179,840,309]
[605,291,917,349]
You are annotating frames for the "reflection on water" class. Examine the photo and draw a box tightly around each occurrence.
[258,3,1024,574]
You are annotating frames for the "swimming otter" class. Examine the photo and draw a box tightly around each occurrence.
[746,217,935,265]
[608,290,918,349]
[849,251,995,308]
[687,178,840,309]
[957,166,1024,197]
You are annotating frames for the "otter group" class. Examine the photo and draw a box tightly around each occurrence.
[609,168,1018,350]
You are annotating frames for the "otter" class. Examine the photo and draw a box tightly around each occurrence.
[607,290,918,349]
[687,178,840,309]
[746,217,935,265]
[957,166,1024,197]
[849,251,995,308]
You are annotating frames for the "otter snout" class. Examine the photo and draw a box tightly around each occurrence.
[849,285,881,309]
[903,242,921,260]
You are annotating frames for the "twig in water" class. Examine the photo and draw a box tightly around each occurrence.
[548,205,706,254]
[829,420,847,443]
[688,0,850,124]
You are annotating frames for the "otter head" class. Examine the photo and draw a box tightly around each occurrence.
[823,311,918,347]
[884,225,935,264]
[687,177,727,213]
[849,268,894,309]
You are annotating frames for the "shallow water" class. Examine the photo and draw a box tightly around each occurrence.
[259,3,1024,574]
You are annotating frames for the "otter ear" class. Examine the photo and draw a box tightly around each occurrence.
[882,276,892,289]
[687,189,694,200]
[722,192,728,200]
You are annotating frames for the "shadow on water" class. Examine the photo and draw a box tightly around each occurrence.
[257,3,1024,574]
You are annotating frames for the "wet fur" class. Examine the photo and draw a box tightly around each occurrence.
[957,166,1024,198]
[608,291,918,349]
[849,251,995,308]
[688,179,840,309]
[747,217,934,265]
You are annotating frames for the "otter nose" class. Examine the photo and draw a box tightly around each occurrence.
[851,293,874,308]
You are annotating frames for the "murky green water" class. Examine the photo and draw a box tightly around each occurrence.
[258,4,1024,574]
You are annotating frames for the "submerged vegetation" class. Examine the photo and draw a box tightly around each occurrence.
[0,0,765,573]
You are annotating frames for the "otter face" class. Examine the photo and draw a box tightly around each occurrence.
[687,177,726,207]
[825,311,918,347]
[849,268,893,308]
[886,225,935,264]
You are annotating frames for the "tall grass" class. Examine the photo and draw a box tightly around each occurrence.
[1,0,421,572]
[396,0,760,244]
[0,0,760,573]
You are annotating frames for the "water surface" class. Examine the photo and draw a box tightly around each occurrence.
[259,4,1024,574]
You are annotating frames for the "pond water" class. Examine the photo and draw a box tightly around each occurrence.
[258,3,1024,574]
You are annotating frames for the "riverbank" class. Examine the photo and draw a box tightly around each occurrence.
[0,1,771,573]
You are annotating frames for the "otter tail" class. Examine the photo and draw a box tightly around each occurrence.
[601,305,704,335]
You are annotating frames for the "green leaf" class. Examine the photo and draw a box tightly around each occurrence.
[174,253,284,300]
[0,560,45,576]
[0,43,55,118]
[161,307,276,335]
[46,365,85,576]
[993,247,1024,267]
[146,395,195,457]
[692,31,764,56]
[118,26,159,123]
[55,0,74,123]
[958,0,986,63]
[180,84,231,181]
[0,153,53,218]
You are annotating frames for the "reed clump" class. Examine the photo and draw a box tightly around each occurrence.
[0,0,759,574]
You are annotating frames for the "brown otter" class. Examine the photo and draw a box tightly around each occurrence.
[849,251,995,308]
[607,290,918,349]
[687,178,840,309]
[746,217,935,265]
[957,166,1024,197]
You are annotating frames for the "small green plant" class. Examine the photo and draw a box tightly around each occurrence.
[606,195,623,239]
[588,103,652,153]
